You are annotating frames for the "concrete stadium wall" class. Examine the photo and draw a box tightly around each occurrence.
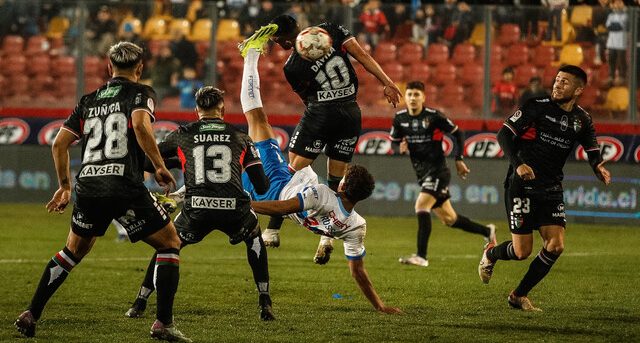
[1,146,638,225]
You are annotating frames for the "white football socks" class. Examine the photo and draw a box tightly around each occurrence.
[241,48,263,113]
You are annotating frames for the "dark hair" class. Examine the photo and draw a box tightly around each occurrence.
[342,165,375,203]
[195,86,225,110]
[529,76,541,83]
[558,64,587,85]
[108,41,143,70]
[406,81,425,92]
[502,66,514,74]
[270,14,298,35]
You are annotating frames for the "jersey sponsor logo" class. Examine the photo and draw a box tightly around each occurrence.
[509,110,523,122]
[79,163,125,178]
[305,139,324,153]
[272,127,290,150]
[97,85,121,99]
[560,115,569,131]
[442,135,454,156]
[464,133,503,158]
[356,131,393,155]
[72,212,93,229]
[0,118,30,144]
[191,196,236,210]
[199,122,226,132]
[575,136,624,162]
[400,123,409,127]
[317,84,355,102]
[334,136,357,154]
[117,209,147,235]
[153,121,179,144]
[38,120,66,145]
[87,102,122,118]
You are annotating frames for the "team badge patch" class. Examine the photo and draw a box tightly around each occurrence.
[509,110,522,122]
[573,118,582,132]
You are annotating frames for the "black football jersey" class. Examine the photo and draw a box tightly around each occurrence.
[283,22,358,104]
[390,107,458,175]
[63,77,157,197]
[159,118,261,211]
[502,97,599,186]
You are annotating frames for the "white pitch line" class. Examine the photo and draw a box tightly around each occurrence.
[0,251,624,264]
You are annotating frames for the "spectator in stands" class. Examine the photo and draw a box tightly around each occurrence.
[519,76,549,107]
[175,67,203,109]
[286,3,310,32]
[85,6,117,56]
[519,0,542,39]
[149,45,181,101]
[170,28,198,70]
[359,0,390,49]
[543,0,568,42]
[240,0,277,36]
[413,4,442,49]
[606,0,628,81]
[10,0,40,37]
[492,66,518,117]
[443,1,473,50]
[592,0,610,65]
[385,3,411,38]
[326,0,359,29]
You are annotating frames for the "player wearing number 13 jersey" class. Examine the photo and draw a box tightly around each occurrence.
[478,65,611,312]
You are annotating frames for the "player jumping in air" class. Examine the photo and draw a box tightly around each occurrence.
[236,25,402,314]
[390,81,497,267]
[478,65,611,311]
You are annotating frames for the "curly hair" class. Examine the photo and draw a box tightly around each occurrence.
[342,164,375,203]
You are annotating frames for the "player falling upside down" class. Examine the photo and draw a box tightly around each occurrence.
[252,15,402,249]
[237,25,401,314]
[390,81,496,267]
[15,41,190,342]
[478,65,611,311]
[124,86,276,321]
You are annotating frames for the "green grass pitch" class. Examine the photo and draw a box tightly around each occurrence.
[0,203,639,342]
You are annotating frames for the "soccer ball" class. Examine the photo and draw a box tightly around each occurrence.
[295,26,333,61]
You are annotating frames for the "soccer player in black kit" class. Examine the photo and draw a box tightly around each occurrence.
[124,86,275,321]
[478,65,611,311]
[14,42,191,342]
[390,81,496,267]
[240,15,403,253]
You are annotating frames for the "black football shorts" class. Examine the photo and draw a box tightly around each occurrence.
[288,100,361,162]
[505,181,566,234]
[71,192,170,242]
[418,168,452,209]
[173,205,260,245]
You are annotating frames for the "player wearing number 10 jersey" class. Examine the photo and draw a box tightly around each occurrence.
[255,15,402,247]
[15,42,190,342]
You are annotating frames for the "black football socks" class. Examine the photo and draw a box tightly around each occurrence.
[154,249,180,325]
[514,248,560,296]
[416,211,432,259]
[451,215,490,236]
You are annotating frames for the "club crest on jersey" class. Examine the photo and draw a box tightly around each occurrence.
[572,118,582,132]
[422,118,430,129]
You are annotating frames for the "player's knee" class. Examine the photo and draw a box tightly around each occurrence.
[514,247,532,260]
[442,216,456,227]
[545,242,564,255]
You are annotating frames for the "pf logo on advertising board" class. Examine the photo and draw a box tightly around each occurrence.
[356,131,393,155]
[38,120,66,145]
[272,127,290,151]
[464,133,503,158]
[153,121,180,144]
[575,136,624,162]
[442,135,453,157]
[0,118,30,144]
[635,145,640,163]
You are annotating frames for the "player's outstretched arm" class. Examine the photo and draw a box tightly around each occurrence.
[348,259,402,314]
[47,129,76,213]
[343,39,401,107]
[250,197,302,216]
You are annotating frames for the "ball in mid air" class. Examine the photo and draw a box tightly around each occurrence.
[295,26,333,61]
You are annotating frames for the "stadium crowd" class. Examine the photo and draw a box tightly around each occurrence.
[0,0,639,120]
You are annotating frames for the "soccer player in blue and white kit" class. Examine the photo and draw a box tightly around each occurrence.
[238,25,402,314]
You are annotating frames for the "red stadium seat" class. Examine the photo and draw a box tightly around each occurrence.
[578,86,601,111]
[9,74,30,95]
[2,35,24,55]
[445,103,473,117]
[542,64,558,88]
[432,63,457,86]
[30,75,54,95]
[459,63,484,86]
[440,84,465,107]
[505,44,529,67]
[85,76,105,93]
[498,24,521,47]
[490,62,505,84]
[358,84,382,105]
[2,54,27,76]
[593,64,610,89]
[404,62,430,83]
[372,42,397,65]
[532,45,556,68]
[469,86,484,111]
[267,44,289,64]
[24,35,49,56]
[514,65,539,88]
[424,43,449,66]
[451,43,476,66]
[423,84,439,108]
[52,56,76,77]
[54,76,77,98]
[28,54,51,76]
[398,42,423,66]
[160,96,181,109]
[84,56,103,77]
[381,63,404,82]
